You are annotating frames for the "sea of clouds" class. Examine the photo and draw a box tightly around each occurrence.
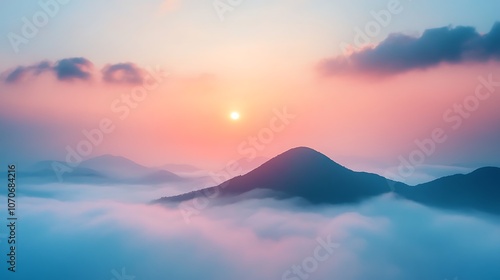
[0,182,499,280]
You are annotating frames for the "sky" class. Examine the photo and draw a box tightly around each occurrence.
[1,2,500,280]
[1,0,500,184]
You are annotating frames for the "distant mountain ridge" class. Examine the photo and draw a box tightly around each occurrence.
[23,155,183,185]
[397,166,500,215]
[154,147,500,216]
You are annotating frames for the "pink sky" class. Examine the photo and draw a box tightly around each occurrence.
[1,58,499,177]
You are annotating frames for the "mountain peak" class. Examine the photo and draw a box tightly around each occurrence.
[255,146,348,176]
[275,146,328,160]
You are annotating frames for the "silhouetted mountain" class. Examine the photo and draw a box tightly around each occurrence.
[154,147,500,216]
[397,167,500,215]
[155,147,398,205]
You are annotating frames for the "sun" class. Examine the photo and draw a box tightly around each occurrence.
[230,111,240,120]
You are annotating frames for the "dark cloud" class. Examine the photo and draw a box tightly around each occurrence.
[53,57,93,81]
[4,61,52,83]
[3,58,93,83]
[102,63,145,84]
[1,59,154,85]
[320,22,500,76]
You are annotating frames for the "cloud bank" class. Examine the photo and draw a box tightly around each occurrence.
[1,183,499,280]
[320,22,500,76]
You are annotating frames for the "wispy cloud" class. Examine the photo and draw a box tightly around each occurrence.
[2,58,151,84]
[102,63,146,85]
[4,61,52,83]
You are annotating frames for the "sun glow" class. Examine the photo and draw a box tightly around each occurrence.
[230,111,240,120]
